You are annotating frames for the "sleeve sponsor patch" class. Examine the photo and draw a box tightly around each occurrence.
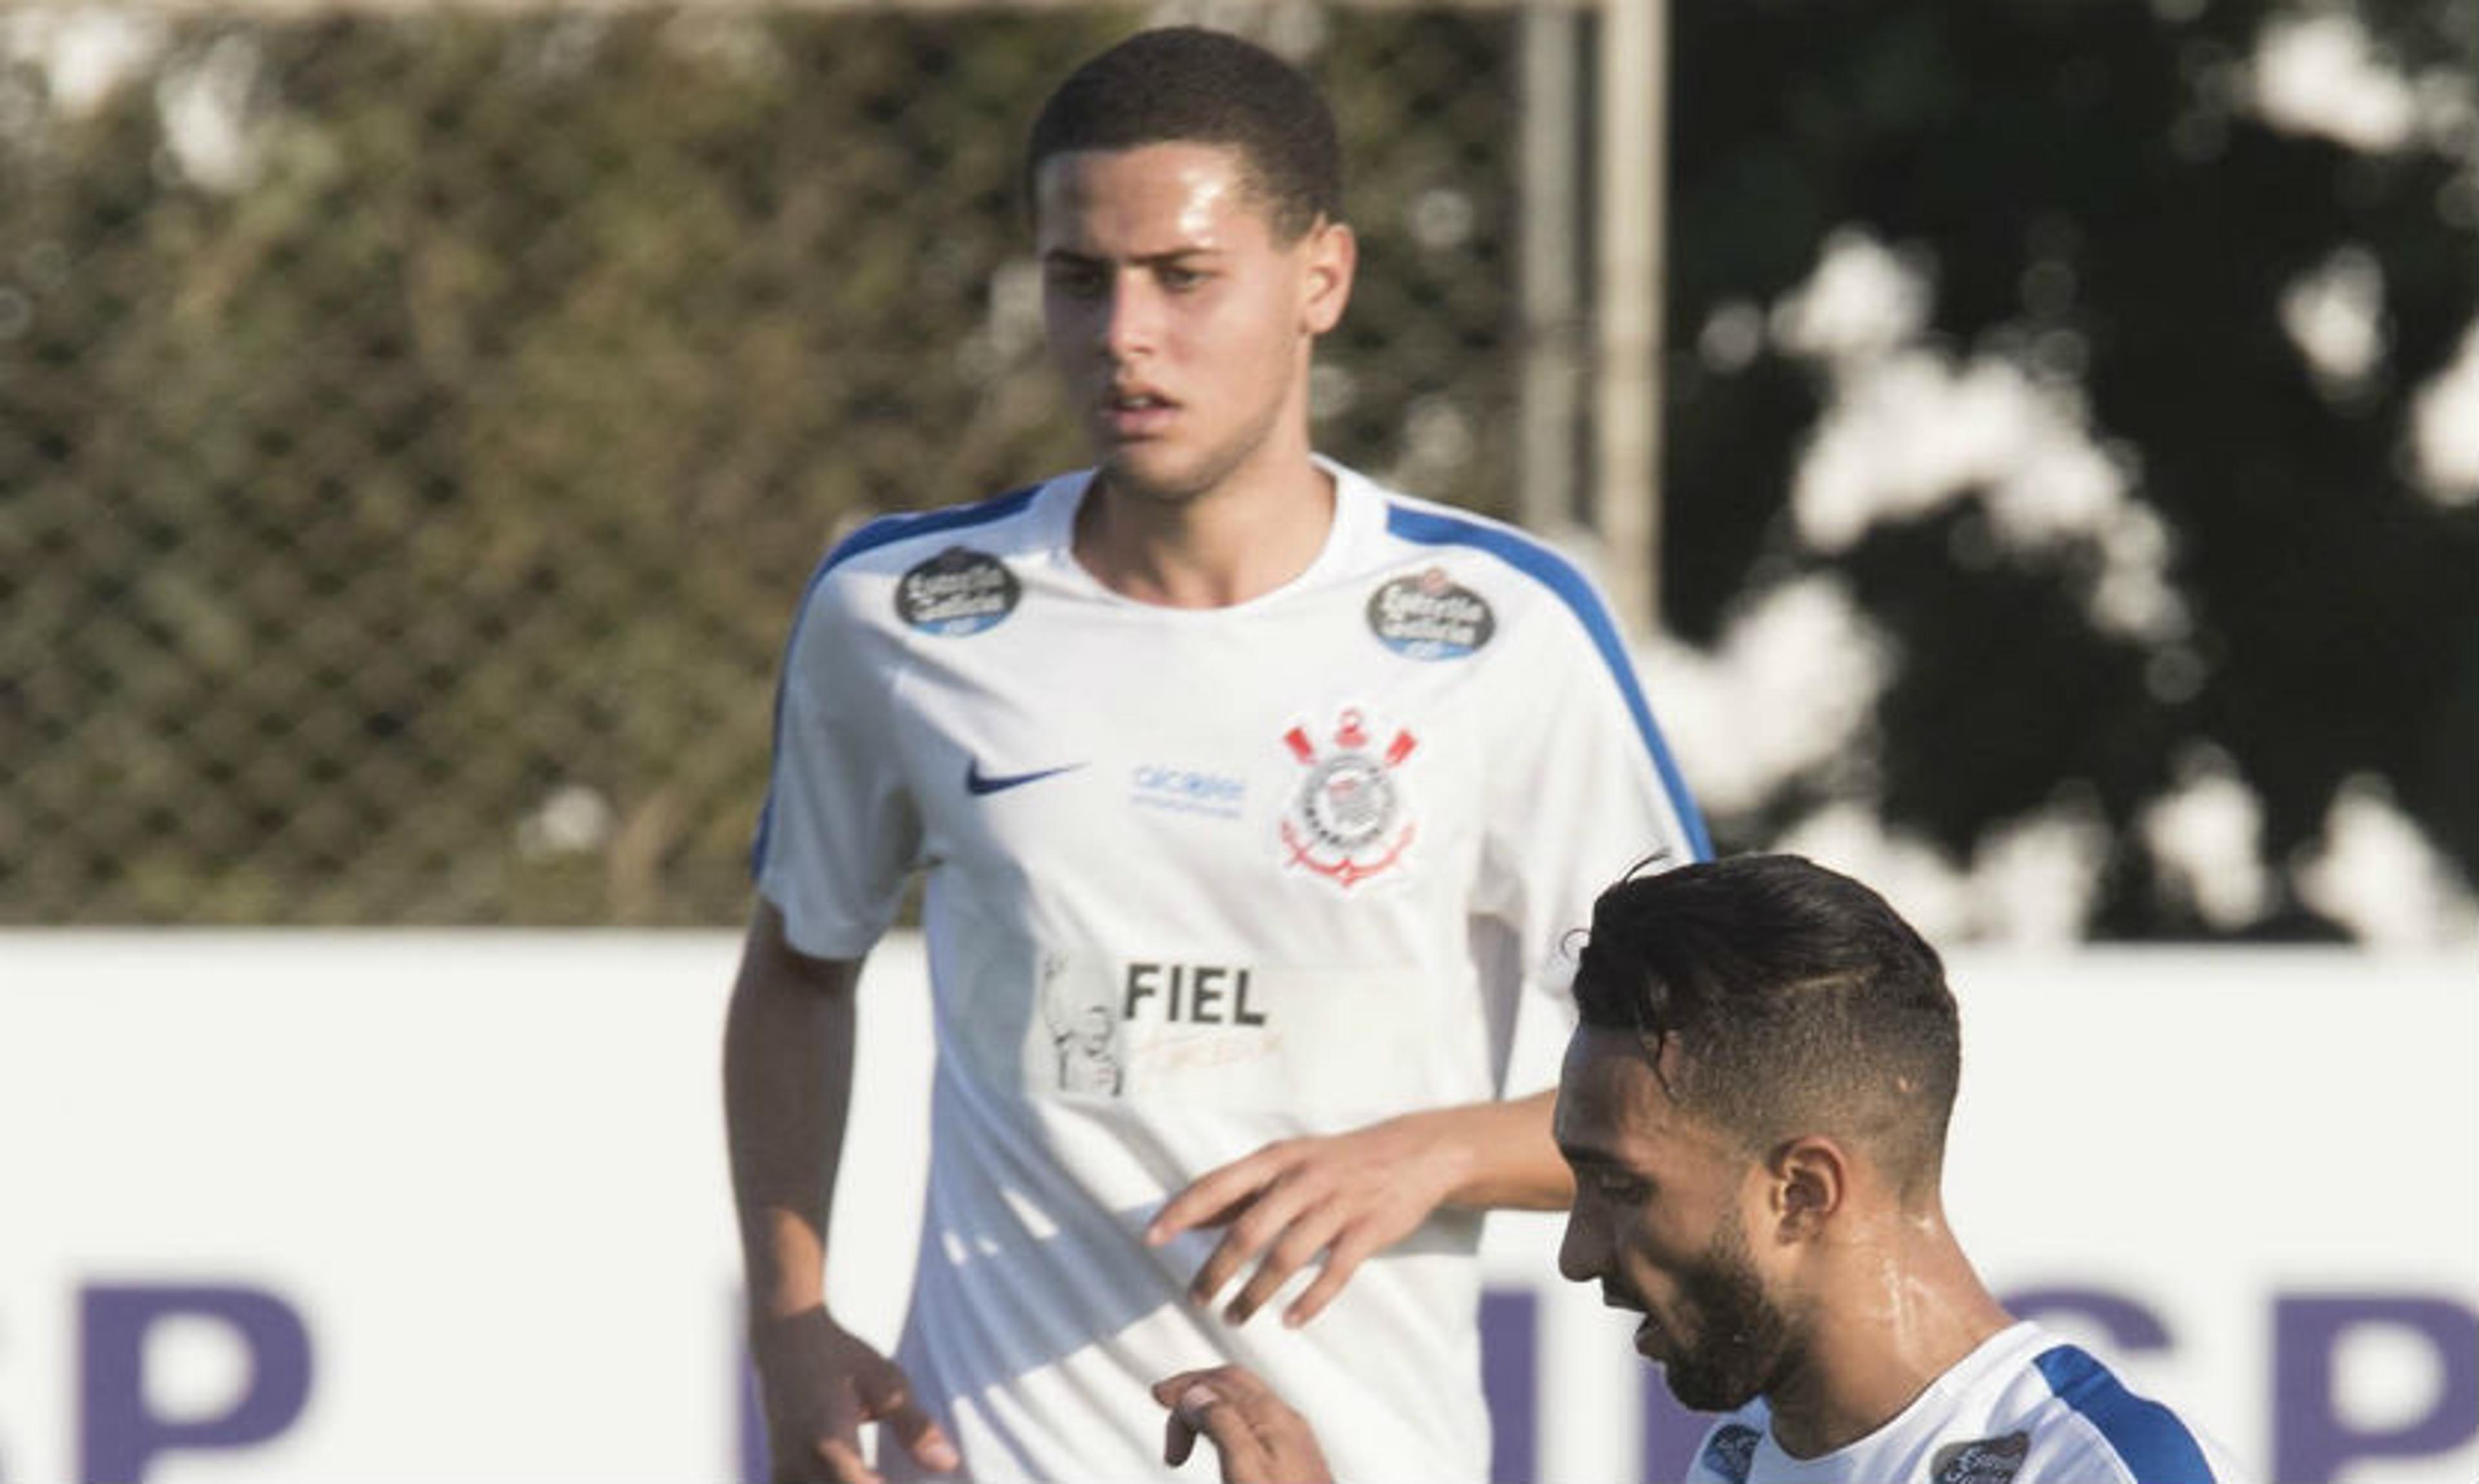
[1932,1431,2031,1484]
[1699,1423,1762,1484]
[1367,567,1494,658]
[896,546,1020,635]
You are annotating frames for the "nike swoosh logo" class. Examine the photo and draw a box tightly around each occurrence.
[965,758,1086,797]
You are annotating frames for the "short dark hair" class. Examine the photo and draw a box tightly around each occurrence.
[1025,26,1343,242]
[1573,855,1963,1195]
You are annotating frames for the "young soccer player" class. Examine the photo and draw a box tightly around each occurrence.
[727,27,1706,1483]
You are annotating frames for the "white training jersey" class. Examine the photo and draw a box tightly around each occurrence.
[755,460,1708,1484]
[1684,1321,2253,1484]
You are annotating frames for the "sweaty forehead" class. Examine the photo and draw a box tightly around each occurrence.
[1034,142,1274,247]
[1554,1027,1670,1154]
[1558,1025,1746,1166]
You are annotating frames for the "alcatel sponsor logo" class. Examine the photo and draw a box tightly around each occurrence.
[1130,764,1247,819]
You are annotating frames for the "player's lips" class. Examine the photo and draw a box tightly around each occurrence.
[1601,1288,1660,1354]
[1633,1314,1666,1359]
[1098,385,1178,439]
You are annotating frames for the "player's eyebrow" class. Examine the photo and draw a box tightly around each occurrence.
[1042,245,1225,269]
[1554,1139,1627,1170]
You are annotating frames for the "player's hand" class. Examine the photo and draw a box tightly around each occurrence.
[1146,1116,1460,1327]
[1153,1365,1335,1484]
[748,1305,959,1483]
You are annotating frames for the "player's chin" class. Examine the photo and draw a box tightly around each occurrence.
[1097,447,1210,505]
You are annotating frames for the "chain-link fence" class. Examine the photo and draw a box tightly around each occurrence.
[1,4,1553,924]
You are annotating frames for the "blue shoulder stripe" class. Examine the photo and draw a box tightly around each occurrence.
[1384,503,1712,860]
[749,485,1042,877]
[2034,1345,2218,1484]
[819,483,1044,574]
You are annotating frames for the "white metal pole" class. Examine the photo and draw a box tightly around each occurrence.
[1594,0,1665,636]
[1518,5,1583,540]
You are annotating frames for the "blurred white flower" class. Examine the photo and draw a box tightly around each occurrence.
[2247,11,2420,153]
[1784,309,2181,642]
[1771,230,1933,367]
[2294,776,2479,948]
[518,784,615,859]
[1,8,165,117]
[1635,576,1893,817]
[2142,749,2274,930]
[1772,803,1974,945]
[2278,245,2387,392]
[1970,802,2110,946]
[2411,320,2479,505]
[156,34,262,194]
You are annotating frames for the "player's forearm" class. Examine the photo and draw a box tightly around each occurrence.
[724,904,862,1323]
[1414,1088,1573,1212]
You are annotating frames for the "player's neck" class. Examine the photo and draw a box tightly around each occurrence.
[1074,451,1336,609]
[1762,1219,2012,1459]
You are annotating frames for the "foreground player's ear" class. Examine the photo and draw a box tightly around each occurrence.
[1298,218,1356,336]
[1770,1136,1848,1241]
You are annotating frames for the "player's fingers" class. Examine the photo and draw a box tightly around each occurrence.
[795,1394,864,1478]
[1223,1215,1338,1325]
[1152,1369,1206,1407]
[1174,1381,1272,1481]
[881,1399,962,1474]
[808,1437,880,1484]
[1163,1405,1200,1468]
[1148,1149,1281,1243]
[1153,1371,1224,1470]
[848,1368,958,1473]
[1282,1226,1379,1328]
[1186,1226,1252,1306]
[1187,1181,1314,1305]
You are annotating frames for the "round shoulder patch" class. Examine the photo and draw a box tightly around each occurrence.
[1367,567,1495,660]
[895,546,1020,636]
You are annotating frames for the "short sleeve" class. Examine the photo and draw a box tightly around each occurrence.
[1473,568,1708,1011]
[750,565,923,959]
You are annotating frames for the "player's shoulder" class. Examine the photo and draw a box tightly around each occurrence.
[786,474,1065,638]
[1360,476,1606,612]
[1992,1334,2249,1484]
[1345,472,1633,677]
[813,476,1059,579]
[1689,1328,2249,1484]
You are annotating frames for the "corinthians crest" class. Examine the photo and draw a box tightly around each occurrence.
[1280,708,1417,888]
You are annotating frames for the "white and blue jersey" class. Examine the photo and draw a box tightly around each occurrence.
[755,459,1707,1484]
[1685,1321,2252,1484]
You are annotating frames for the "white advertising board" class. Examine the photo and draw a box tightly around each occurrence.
[0,935,2471,1482]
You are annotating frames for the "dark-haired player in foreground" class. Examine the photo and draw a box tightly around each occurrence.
[1155,855,2250,1483]
[726,25,1706,1484]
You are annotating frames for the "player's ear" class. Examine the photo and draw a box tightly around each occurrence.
[1298,218,1355,336]
[1767,1136,1847,1242]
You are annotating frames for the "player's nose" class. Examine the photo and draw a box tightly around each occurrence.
[1097,276,1159,358]
[1556,1203,1606,1285]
